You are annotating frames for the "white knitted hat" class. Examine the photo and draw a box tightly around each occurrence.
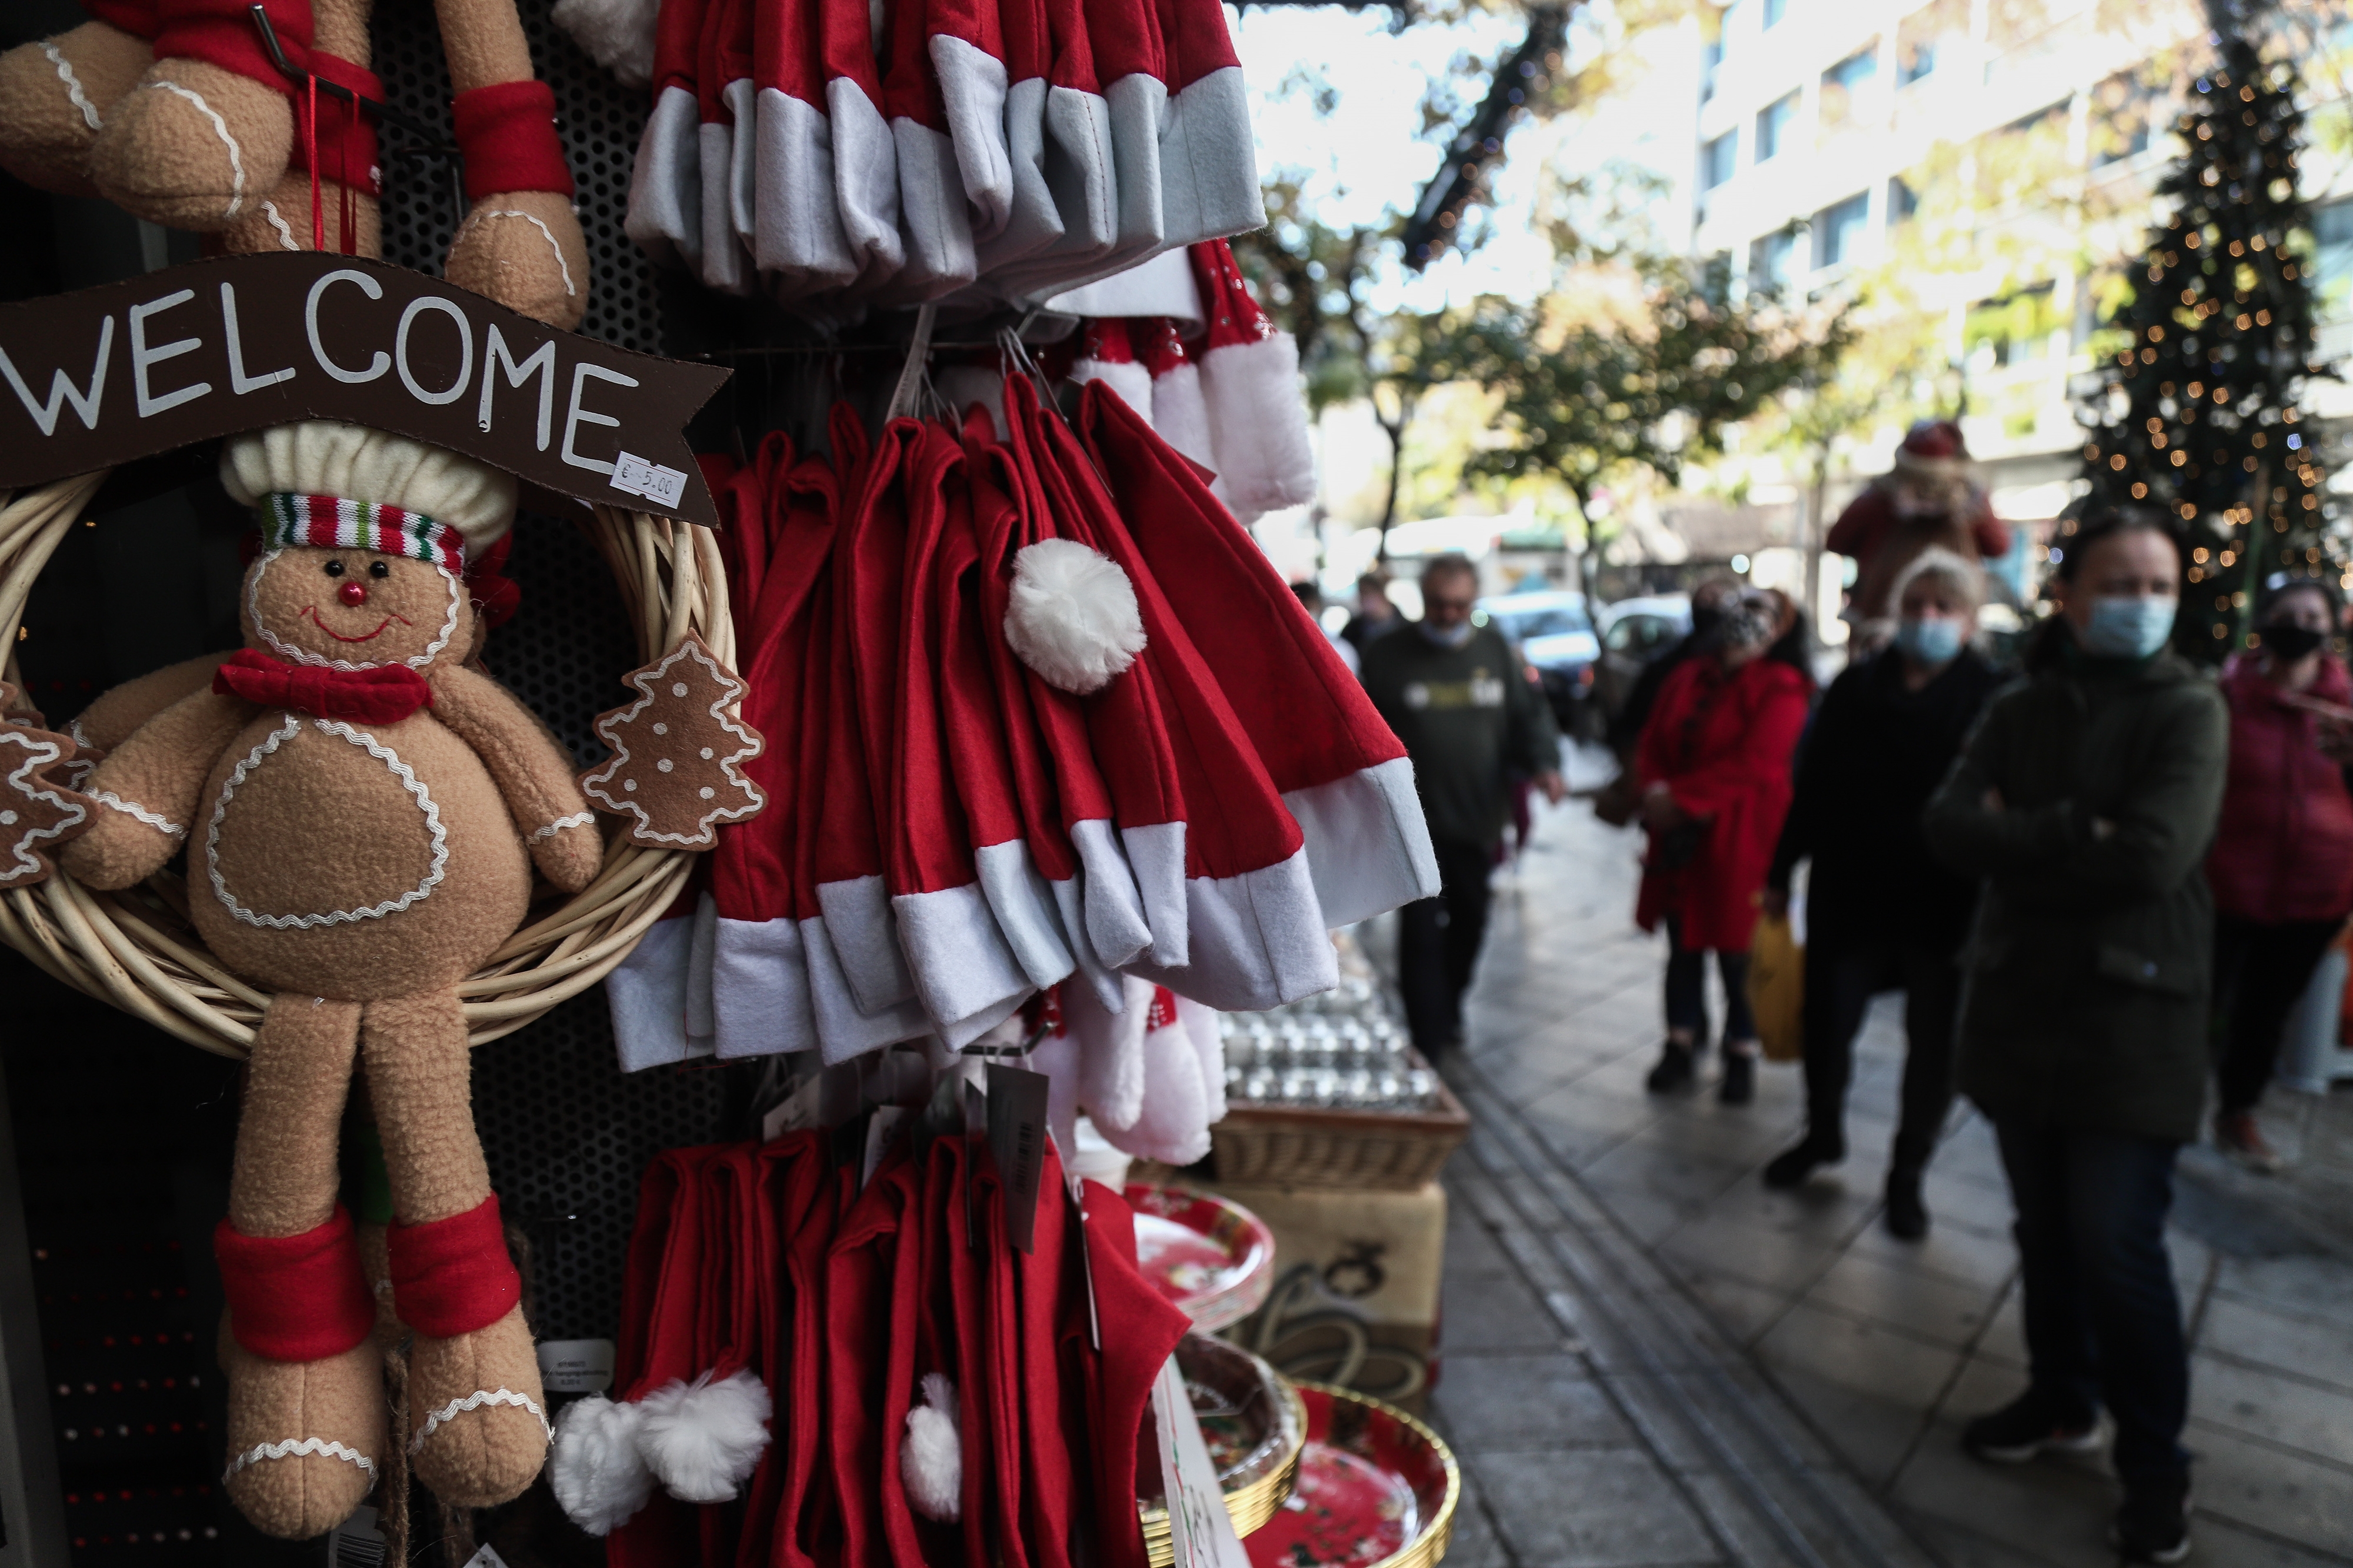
[219,422,519,562]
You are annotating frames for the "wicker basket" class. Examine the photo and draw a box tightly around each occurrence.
[1210,1075,1470,1192]
[0,471,728,1057]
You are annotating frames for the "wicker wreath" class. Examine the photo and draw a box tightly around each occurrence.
[0,469,731,1057]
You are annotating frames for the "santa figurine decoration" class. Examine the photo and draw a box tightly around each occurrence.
[1825,419,2012,643]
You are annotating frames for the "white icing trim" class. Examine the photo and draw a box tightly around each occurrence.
[144,81,245,219]
[206,718,449,928]
[410,1388,552,1454]
[578,640,765,848]
[531,810,595,840]
[462,209,578,299]
[42,44,101,132]
[61,719,96,790]
[222,1436,378,1483]
[246,548,461,672]
[91,790,186,840]
[259,200,299,251]
[0,728,88,884]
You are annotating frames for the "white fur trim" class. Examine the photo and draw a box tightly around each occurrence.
[636,1369,772,1504]
[1282,757,1441,927]
[814,873,919,1013]
[1065,975,1151,1131]
[144,81,245,219]
[606,910,695,1072]
[1046,248,1204,327]
[1122,846,1338,1011]
[89,789,185,840]
[221,1436,376,1483]
[880,117,978,302]
[1089,988,1212,1165]
[548,1394,656,1534]
[901,1373,962,1522]
[1119,820,1188,969]
[754,87,857,287]
[1004,539,1145,695]
[1068,357,1151,421]
[973,838,1075,989]
[1069,817,1152,973]
[1048,870,1125,1011]
[892,880,1032,1032]
[930,35,1012,241]
[1148,359,1214,473]
[975,75,1058,276]
[696,118,754,297]
[1198,332,1315,522]
[625,86,703,272]
[42,43,102,132]
[1158,66,1264,247]
[712,915,818,1058]
[829,78,905,289]
[984,84,1116,296]
[1097,74,1169,275]
[804,915,932,1064]
[550,0,660,88]
[411,1388,552,1454]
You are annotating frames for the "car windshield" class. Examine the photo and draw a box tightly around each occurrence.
[1487,603,1591,640]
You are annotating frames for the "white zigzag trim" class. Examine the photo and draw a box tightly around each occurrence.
[409,1388,551,1454]
[62,720,96,790]
[462,209,578,298]
[207,718,449,928]
[248,549,460,671]
[530,810,594,840]
[42,44,101,131]
[144,81,245,219]
[222,1436,378,1483]
[259,200,299,251]
[1,728,87,885]
[91,790,186,839]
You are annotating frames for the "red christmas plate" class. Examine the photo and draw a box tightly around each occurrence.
[1125,1183,1277,1333]
[1245,1382,1459,1568]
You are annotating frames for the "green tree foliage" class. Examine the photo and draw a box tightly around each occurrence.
[2077,16,2334,658]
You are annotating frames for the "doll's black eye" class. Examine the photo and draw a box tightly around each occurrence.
[369,561,390,579]
[324,560,344,577]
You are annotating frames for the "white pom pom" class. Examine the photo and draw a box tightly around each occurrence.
[635,1369,773,1503]
[549,0,661,86]
[900,1373,962,1522]
[547,1394,655,1536]
[1005,540,1146,695]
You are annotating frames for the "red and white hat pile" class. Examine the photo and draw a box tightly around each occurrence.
[587,0,1263,312]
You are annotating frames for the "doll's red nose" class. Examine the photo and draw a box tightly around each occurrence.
[338,581,369,607]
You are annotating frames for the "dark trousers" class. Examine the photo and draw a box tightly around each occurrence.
[1400,838,1496,1054]
[1993,1119,2189,1489]
[1664,914,1752,1046]
[1801,938,1961,1170]
[2211,912,2343,1115]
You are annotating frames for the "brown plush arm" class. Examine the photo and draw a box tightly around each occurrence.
[70,653,236,755]
[61,689,256,889]
[429,664,603,893]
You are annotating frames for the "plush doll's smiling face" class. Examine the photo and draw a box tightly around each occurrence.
[244,547,469,669]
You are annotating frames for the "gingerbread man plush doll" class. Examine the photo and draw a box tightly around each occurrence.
[61,421,603,1538]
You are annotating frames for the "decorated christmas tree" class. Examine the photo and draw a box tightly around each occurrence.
[2077,11,2333,658]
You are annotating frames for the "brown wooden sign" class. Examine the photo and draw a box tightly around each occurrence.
[0,253,732,528]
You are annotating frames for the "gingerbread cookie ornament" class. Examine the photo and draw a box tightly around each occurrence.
[579,633,766,849]
[0,684,95,887]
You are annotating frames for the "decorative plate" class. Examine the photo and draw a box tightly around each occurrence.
[1126,1183,1277,1332]
[1244,1382,1460,1568]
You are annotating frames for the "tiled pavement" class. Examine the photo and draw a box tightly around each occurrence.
[1377,775,2353,1568]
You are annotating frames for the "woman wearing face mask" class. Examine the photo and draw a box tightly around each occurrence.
[2202,578,2353,1172]
[1636,588,1815,1103]
[1760,550,2005,1236]
[1924,506,2224,1565]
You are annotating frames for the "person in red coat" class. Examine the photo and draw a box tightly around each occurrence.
[1636,588,1815,1103]
[2205,579,2353,1170]
[1827,420,2012,640]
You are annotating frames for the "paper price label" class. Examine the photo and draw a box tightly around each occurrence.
[535,1338,616,1394]
[610,449,689,508]
[1151,1355,1252,1568]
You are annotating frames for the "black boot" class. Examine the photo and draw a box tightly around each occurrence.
[1884,1166,1929,1240]
[1718,1049,1756,1105]
[1647,1041,1698,1093]
[1762,1131,1845,1189]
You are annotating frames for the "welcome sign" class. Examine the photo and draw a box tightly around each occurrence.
[0,253,731,528]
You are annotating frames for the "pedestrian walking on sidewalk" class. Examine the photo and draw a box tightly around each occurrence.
[1761,549,2004,1236]
[1924,506,2223,1565]
[2206,578,2353,1173]
[1362,554,1565,1055]
[1636,588,1814,1104]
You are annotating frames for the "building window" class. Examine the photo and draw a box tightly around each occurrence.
[1819,44,1878,129]
[1755,91,1801,161]
[1701,130,1738,191]
[1750,228,1801,292]
[2091,71,2153,165]
[1814,191,1871,268]
[2315,199,2353,324]
[1898,0,1963,85]
[1888,176,1918,223]
[1763,0,1787,27]
[1965,284,2061,368]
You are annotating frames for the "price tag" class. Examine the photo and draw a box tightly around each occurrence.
[535,1339,616,1395]
[1150,1355,1251,1568]
[609,450,689,508]
[985,1063,1049,1254]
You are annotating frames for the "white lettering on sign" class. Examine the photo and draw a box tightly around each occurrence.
[394,296,474,407]
[478,325,555,450]
[0,315,111,435]
[562,361,638,476]
[219,282,294,395]
[128,289,210,418]
[305,268,390,385]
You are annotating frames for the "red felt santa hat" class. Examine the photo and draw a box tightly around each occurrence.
[818,0,905,293]
[827,1153,926,1565]
[729,1135,823,1567]
[1153,0,1264,247]
[1068,317,1152,423]
[1070,1180,1194,1568]
[979,0,1119,298]
[1079,382,1439,930]
[750,0,858,291]
[692,0,755,296]
[1138,316,1215,477]
[626,0,709,273]
[1074,0,1169,282]
[1892,417,1973,479]
[972,0,1064,279]
[1185,239,1314,521]
[877,0,979,302]
[924,0,1015,246]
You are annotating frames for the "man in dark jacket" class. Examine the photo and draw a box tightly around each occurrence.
[1924,508,2224,1565]
[1363,554,1565,1053]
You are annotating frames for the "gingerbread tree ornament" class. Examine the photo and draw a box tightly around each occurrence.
[580,635,766,849]
[0,682,95,887]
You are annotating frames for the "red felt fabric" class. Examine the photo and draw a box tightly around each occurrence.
[213,649,433,725]
[970,1145,1029,1568]
[2208,652,2353,923]
[150,0,311,95]
[934,441,1041,870]
[1634,654,1813,953]
[818,423,919,898]
[385,1194,521,1340]
[1070,1181,1191,1568]
[611,1146,719,1568]
[890,423,987,902]
[648,0,707,96]
[285,52,385,198]
[733,1135,818,1568]
[81,0,160,39]
[826,1153,922,1568]
[452,79,574,199]
[1016,1146,1078,1568]
[213,1205,374,1363]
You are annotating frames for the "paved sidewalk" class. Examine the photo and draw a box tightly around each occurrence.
[1390,786,2353,1568]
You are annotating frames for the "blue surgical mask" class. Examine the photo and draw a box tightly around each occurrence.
[1421,620,1476,649]
[1895,616,1965,667]
[2081,594,2178,660]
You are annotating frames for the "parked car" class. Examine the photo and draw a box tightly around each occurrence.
[1593,594,1692,733]
[1477,590,1598,730]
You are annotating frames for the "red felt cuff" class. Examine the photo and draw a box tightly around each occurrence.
[81,0,162,40]
[285,51,385,197]
[151,0,312,92]
[387,1195,521,1339]
[451,80,574,200]
[214,1206,375,1363]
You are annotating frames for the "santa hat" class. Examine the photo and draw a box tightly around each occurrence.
[1069,1180,1194,1568]
[1138,316,1215,477]
[624,0,709,273]
[1066,318,1152,421]
[1185,239,1314,522]
[819,0,905,293]
[778,1157,851,1563]
[877,0,979,303]
[221,422,518,562]
[750,0,858,290]
[924,0,1014,245]
[1074,0,1169,281]
[1152,0,1264,248]
[827,1153,927,1564]
[693,0,755,296]
[1044,245,1204,323]
[971,0,1062,278]
[976,0,1118,297]
[1892,418,1973,480]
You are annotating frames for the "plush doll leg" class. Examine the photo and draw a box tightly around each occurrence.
[210,166,378,255]
[216,994,388,1540]
[0,17,156,199]
[361,989,550,1508]
[87,16,302,230]
[208,0,379,258]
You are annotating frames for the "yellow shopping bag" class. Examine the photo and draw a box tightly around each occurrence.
[1745,912,1804,1064]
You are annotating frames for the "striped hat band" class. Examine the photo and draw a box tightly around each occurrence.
[261,493,464,573]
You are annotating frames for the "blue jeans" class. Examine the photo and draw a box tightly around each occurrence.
[1992,1118,2190,1488]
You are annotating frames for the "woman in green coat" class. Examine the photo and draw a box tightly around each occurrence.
[1923,506,2225,1566]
